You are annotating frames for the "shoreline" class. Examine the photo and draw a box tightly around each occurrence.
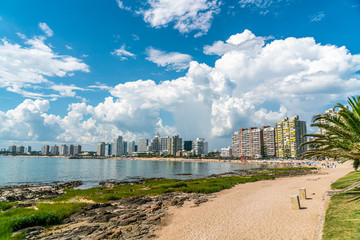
[155,161,353,240]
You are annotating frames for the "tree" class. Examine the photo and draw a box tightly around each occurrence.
[301,96,360,170]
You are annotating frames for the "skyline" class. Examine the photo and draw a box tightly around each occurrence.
[0,0,360,151]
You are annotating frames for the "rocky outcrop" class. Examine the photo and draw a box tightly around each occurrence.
[15,192,209,240]
[0,181,82,202]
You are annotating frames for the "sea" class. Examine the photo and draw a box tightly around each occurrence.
[0,156,276,189]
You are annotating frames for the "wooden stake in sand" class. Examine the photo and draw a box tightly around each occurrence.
[299,188,306,200]
[290,195,301,210]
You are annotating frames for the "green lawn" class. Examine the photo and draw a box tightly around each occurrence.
[331,171,360,190]
[323,170,360,240]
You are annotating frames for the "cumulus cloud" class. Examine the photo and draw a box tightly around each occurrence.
[4,30,360,150]
[112,45,135,60]
[38,22,54,37]
[139,0,221,37]
[0,35,89,99]
[146,47,192,71]
[203,29,265,56]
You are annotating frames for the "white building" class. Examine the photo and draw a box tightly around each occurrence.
[160,136,169,155]
[112,136,124,156]
[192,138,208,156]
[220,147,232,157]
[60,144,69,156]
[138,138,148,153]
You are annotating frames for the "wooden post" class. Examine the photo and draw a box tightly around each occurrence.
[299,188,307,200]
[291,195,301,210]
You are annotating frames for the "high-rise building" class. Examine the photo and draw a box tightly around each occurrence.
[262,126,275,157]
[112,136,123,156]
[73,145,82,155]
[16,146,25,155]
[168,135,182,155]
[138,138,148,153]
[192,138,208,155]
[97,142,106,156]
[275,116,307,158]
[122,141,128,155]
[60,145,68,156]
[105,143,112,156]
[8,145,16,154]
[183,140,193,151]
[128,141,136,154]
[148,133,160,153]
[25,146,32,154]
[317,108,339,135]
[41,145,50,155]
[69,145,74,155]
[50,145,59,155]
[232,131,240,157]
[160,136,169,154]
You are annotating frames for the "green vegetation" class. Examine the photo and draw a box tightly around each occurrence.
[0,202,86,239]
[0,167,314,239]
[331,171,360,189]
[302,96,360,170]
[322,189,360,240]
[323,171,360,239]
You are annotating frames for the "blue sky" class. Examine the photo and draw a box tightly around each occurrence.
[0,0,359,151]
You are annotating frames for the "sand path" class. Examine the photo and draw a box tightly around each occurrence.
[156,162,353,240]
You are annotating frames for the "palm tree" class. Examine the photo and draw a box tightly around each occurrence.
[301,96,360,170]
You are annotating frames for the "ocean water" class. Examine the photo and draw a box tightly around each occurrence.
[0,157,276,188]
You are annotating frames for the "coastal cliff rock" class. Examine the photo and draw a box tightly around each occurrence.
[16,192,209,239]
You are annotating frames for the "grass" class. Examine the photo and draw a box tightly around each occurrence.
[322,189,360,240]
[0,167,313,239]
[0,203,87,239]
[331,171,360,190]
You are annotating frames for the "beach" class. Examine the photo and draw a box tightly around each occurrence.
[155,161,353,240]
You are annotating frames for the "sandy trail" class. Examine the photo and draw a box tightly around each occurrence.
[156,162,353,240]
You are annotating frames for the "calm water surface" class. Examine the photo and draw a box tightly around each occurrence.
[0,157,276,188]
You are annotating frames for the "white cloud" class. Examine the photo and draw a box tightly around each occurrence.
[3,30,360,150]
[112,45,135,60]
[38,22,54,37]
[146,47,192,71]
[116,0,131,11]
[65,45,73,50]
[203,29,265,56]
[311,12,325,22]
[0,35,89,98]
[139,0,221,37]
[239,0,286,15]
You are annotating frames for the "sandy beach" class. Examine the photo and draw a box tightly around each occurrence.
[155,161,353,240]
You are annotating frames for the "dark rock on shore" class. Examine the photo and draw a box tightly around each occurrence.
[16,192,209,240]
[0,181,82,202]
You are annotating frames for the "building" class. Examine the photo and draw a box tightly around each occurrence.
[105,143,112,156]
[97,142,106,156]
[41,145,50,155]
[112,136,124,156]
[16,146,25,155]
[262,126,276,157]
[192,138,208,156]
[122,141,128,155]
[25,146,32,154]
[275,115,307,158]
[69,145,74,156]
[60,144,69,156]
[317,108,339,135]
[148,133,161,153]
[138,138,148,153]
[183,140,193,151]
[128,141,136,154]
[73,145,82,155]
[8,145,16,154]
[168,135,182,155]
[50,145,59,155]
[232,131,240,157]
[220,147,232,157]
[160,136,169,155]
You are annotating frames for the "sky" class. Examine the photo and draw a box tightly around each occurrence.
[0,0,359,151]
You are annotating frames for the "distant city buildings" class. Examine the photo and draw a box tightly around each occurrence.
[192,138,208,156]
[220,147,232,157]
